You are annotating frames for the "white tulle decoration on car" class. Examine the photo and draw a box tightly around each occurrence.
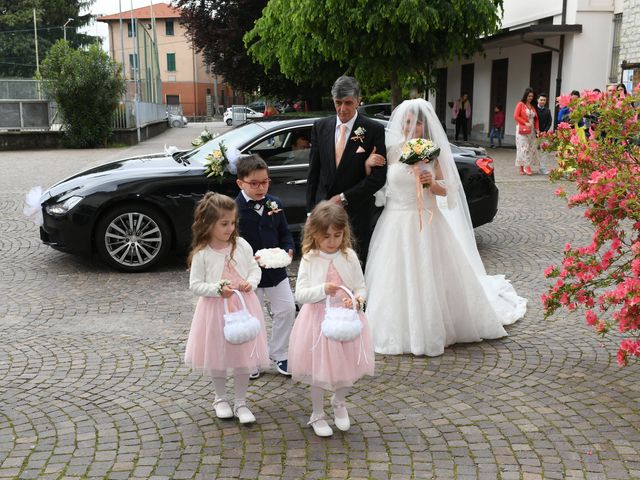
[164,144,179,156]
[255,248,292,269]
[23,186,43,226]
[225,145,241,174]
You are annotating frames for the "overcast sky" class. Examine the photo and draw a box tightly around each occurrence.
[82,0,169,48]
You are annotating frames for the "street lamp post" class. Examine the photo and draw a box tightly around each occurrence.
[63,18,73,41]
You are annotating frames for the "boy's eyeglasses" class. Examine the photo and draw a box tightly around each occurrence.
[239,178,271,189]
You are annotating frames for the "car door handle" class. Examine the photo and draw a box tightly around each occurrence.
[286,179,307,185]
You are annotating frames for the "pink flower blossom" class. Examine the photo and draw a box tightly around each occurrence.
[557,94,572,108]
[581,90,602,102]
[585,310,598,326]
[632,259,640,277]
[617,349,627,366]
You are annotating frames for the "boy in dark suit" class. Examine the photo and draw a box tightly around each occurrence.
[235,155,296,378]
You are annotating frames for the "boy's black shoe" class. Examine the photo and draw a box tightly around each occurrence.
[274,360,291,376]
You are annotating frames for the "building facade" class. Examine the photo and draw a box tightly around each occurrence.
[98,3,240,117]
[619,0,640,89]
[431,0,625,144]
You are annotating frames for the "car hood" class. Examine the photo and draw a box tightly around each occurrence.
[43,152,195,201]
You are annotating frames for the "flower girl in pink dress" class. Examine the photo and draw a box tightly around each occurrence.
[289,202,375,437]
[184,192,270,424]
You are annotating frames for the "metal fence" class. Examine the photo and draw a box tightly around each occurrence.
[0,80,166,131]
[113,100,167,129]
[0,79,50,100]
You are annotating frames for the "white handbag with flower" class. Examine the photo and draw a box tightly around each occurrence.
[321,286,362,342]
[223,289,261,345]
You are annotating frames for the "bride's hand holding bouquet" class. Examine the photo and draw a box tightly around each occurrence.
[398,138,440,230]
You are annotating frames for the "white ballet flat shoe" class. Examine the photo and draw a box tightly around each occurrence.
[212,398,233,419]
[234,403,256,424]
[307,413,333,437]
[331,395,350,432]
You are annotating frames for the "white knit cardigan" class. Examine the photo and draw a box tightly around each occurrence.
[295,248,367,304]
[189,237,262,297]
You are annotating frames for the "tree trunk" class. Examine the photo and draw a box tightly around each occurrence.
[390,71,402,109]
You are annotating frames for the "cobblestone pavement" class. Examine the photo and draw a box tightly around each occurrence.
[1,125,639,480]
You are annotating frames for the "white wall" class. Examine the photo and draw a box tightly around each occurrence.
[431,0,617,143]
[502,0,562,28]
[437,39,561,142]
[563,10,616,91]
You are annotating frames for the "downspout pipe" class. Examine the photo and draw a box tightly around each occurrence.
[554,0,568,128]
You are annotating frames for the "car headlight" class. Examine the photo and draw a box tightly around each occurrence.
[45,196,83,216]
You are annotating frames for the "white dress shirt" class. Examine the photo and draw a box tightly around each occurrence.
[335,112,359,145]
[241,190,264,216]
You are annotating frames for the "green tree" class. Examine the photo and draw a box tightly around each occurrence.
[0,0,98,78]
[173,0,334,105]
[40,40,126,148]
[245,0,503,106]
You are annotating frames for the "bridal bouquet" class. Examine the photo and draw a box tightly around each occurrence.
[255,248,292,269]
[399,138,440,165]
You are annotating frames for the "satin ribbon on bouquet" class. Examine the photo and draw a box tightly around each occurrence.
[413,163,434,231]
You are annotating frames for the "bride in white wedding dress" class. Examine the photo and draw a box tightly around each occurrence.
[364,99,526,356]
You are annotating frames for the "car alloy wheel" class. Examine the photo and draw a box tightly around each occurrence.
[96,204,171,272]
[171,119,181,128]
[225,118,232,126]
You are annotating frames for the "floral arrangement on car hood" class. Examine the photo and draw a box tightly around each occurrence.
[203,141,240,180]
[192,127,215,147]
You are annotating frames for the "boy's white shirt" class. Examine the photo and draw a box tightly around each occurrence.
[189,237,262,297]
[295,248,366,304]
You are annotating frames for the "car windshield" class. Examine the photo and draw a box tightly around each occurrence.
[184,123,267,164]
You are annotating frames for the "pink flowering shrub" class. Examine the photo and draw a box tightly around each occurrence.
[541,87,640,366]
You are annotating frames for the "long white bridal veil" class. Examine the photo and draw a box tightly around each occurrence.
[386,99,527,325]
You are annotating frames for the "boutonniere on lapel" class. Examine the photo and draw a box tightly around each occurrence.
[351,126,366,143]
[265,200,282,216]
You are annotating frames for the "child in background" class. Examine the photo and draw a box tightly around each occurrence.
[288,202,374,437]
[234,155,296,378]
[489,105,505,148]
[184,192,270,424]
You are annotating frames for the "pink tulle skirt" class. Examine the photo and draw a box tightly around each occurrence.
[289,273,375,390]
[184,291,270,377]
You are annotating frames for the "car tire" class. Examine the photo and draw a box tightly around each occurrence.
[225,118,232,126]
[171,119,181,128]
[95,203,172,272]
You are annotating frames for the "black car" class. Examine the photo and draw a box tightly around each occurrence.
[358,103,392,120]
[39,118,498,272]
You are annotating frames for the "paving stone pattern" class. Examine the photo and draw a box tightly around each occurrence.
[1,125,639,479]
